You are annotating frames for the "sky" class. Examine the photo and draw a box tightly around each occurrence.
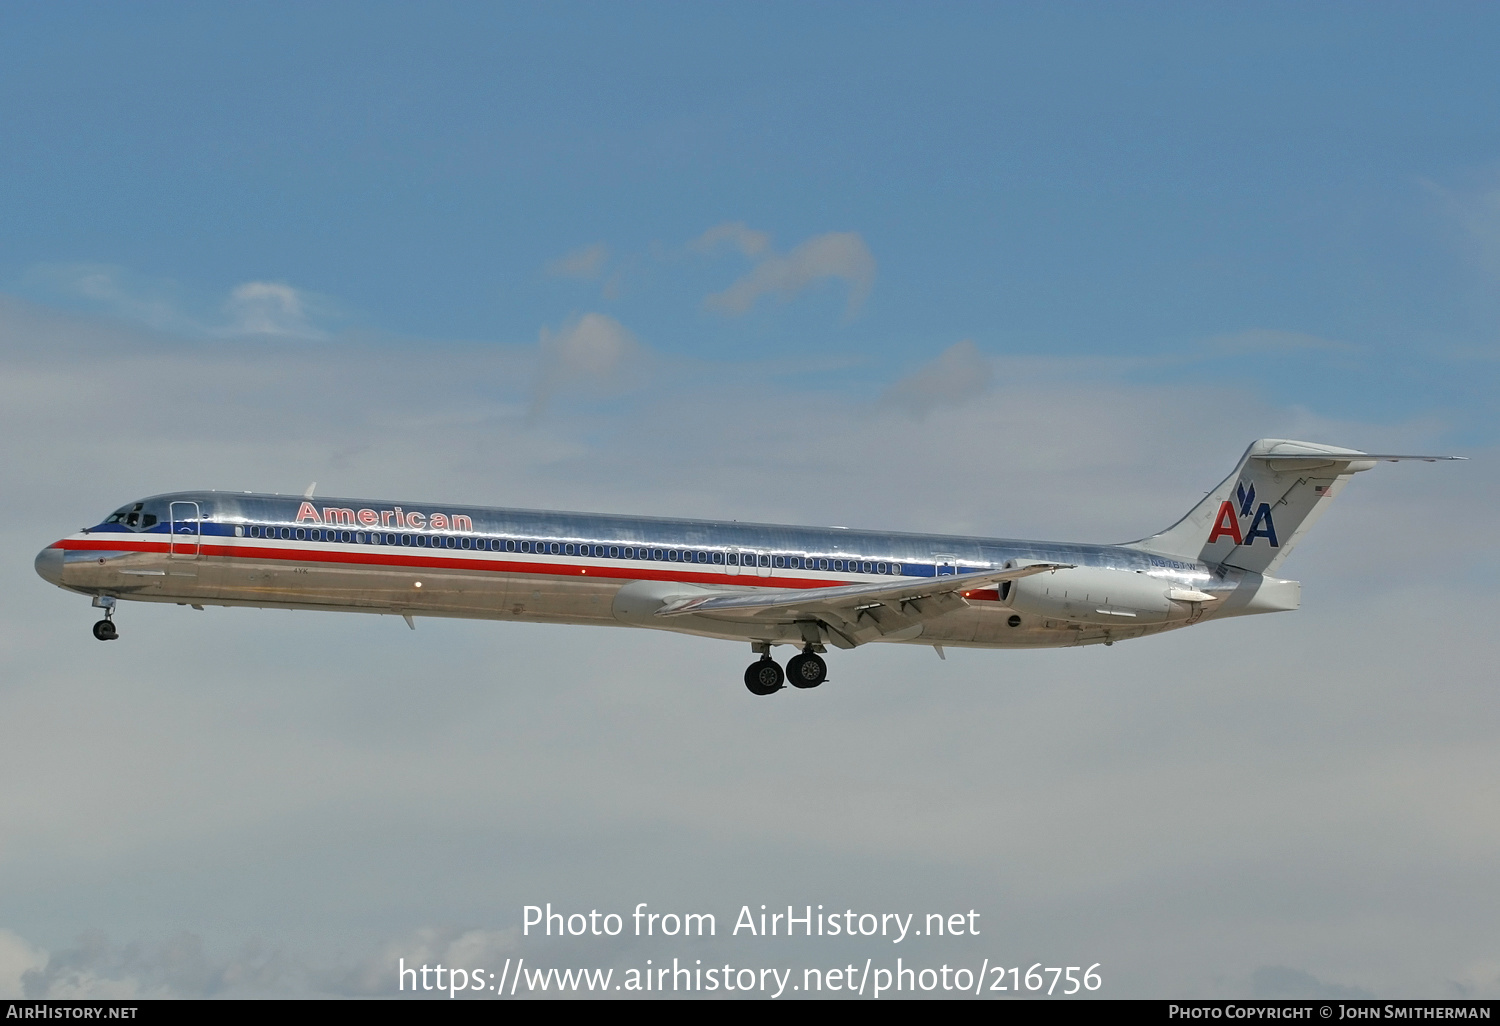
[0,1,1497,1000]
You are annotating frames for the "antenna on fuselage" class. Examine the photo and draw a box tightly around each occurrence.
[303,482,317,499]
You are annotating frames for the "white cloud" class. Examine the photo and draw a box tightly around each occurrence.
[223,281,326,339]
[702,228,876,318]
[690,221,770,258]
[15,264,332,339]
[544,242,610,279]
[879,339,994,418]
[0,929,45,998]
[18,264,192,333]
[531,312,646,419]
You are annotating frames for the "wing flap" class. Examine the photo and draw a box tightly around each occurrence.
[655,562,1073,626]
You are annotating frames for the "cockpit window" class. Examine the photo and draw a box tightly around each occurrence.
[101,502,158,531]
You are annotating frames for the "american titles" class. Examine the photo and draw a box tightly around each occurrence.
[295,501,473,532]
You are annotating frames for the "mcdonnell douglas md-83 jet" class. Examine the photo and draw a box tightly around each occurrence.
[36,439,1459,695]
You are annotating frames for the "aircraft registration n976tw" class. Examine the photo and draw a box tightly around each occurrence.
[36,439,1461,695]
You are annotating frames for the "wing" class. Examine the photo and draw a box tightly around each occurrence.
[655,562,1073,649]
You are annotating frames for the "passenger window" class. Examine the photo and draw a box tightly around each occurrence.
[234,525,244,537]
[712,552,722,564]
[773,556,785,568]
[506,540,515,552]
[296,528,306,540]
[862,561,872,573]
[652,548,663,560]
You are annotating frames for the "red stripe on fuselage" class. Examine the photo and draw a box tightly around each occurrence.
[56,536,861,591]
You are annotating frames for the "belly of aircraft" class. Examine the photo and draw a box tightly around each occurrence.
[64,547,1185,649]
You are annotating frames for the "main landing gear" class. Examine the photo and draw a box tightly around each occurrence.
[787,649,828,689]
[91,596,118,641]
[744,657,783,696]
[743,645,828,696]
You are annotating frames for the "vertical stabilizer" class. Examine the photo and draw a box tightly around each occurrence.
[1128,439,1392,575]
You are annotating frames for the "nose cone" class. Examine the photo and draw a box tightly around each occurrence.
[34,545,64,587]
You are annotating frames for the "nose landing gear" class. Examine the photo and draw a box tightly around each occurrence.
[91,596,118,641]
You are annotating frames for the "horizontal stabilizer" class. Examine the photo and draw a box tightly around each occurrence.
[1253,453,1464,463]
[1129,439,1464,575]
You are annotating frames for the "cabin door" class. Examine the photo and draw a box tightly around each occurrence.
[169,501,201,559]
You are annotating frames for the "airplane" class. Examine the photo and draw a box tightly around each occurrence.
[34,438,1460,695]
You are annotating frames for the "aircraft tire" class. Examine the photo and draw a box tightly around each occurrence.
[744,658,784,696]
[92,619,117,641]
[787,652,827,688]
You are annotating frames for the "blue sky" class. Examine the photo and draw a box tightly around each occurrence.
[2,3,1498,999]
[4,3,1498,433]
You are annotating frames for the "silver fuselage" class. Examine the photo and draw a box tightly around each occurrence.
[36,490,1288,650]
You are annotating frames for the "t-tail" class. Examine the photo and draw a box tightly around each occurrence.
[1127,439,1462,575]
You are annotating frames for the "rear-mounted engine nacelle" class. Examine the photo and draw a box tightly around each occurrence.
[1005,566,1196,626]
